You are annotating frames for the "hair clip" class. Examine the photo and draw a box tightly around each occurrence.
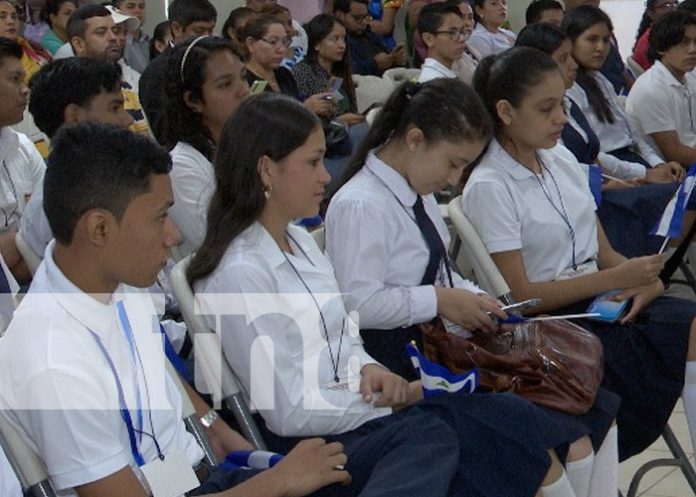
[180,35,209,83]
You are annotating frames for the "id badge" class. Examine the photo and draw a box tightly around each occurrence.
[140,450,200,497]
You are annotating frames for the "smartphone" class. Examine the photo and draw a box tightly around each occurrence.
[586,290,630,322]
[500,298,542,315]
[249,80,268,95]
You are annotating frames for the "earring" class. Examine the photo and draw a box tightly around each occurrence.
[264,185,272,199]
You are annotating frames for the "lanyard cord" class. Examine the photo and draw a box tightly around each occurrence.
[530,154,578,270]
[1,161,19,229]
[282,232,344,384]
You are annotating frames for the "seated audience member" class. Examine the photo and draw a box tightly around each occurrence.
[221,6,254,41]
[467,0,515,58]
[417,3,467,83]
[0,121,352,497]
[463,46,696,461]
[139,0,216,143]
[443,0,481,85]
[261,4,305,69]
[366,0,402,51]
[149,19,171,60]
[20,57,132,257]
[564,6,681,181]
[39,0,75,54]
[333,0,405,76]
[113,0,149,73]
[632,0,679,71]
[245,0,276,12]
[190,90,600,497]
[0,0,51,83]
[68,4,149,135]
[0,38,45,282]
[407,0,442,68]
[525,0,564,27]
[161,37,248,258]
[626,10,696,167]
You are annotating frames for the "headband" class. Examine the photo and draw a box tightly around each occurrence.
[180,35,209,83]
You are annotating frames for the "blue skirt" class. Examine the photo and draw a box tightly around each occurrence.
[554,295,695,460]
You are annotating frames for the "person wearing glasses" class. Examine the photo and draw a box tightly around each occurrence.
[632,0,680,71]
[243,15,334,117]
[626,9,696,168]
[417,3,468,84]
[333,0,405,76]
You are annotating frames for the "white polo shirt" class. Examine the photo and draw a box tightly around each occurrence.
[0,127,45,234]
[466,23,515,58]
[418,58,456,83]
[462,140,598,283]
[0,242,203,492]
[626,60,696,157]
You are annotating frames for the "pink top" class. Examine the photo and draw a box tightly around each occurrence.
[632,28,651,71]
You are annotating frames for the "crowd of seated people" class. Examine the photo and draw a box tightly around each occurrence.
[4,1,696,496]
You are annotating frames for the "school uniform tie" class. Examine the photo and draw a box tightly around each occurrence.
[413,195,445,286]
[561,98,601,165]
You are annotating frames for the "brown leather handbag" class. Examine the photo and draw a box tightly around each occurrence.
[420,318,605,415]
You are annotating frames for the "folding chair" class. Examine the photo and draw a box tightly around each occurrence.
[169,256,267,450]
[447,196,696,497]
[15,232,42,276]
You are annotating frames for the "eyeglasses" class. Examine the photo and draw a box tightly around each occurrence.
[433,28,469,41]
[259,36,292,49]
[349,12,368,22]
[652,1,678,9]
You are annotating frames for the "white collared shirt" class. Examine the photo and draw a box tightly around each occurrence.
[626,60,696,156]
[168,141,214,258]
[567,75,662,169]
[417,57,456,83]
[195,222,388,437]
[0,127,45,234]
[462,140,598,283]
[325,152,481,331]
[466,23,516,58]
[18,175,50,257]
[0,242,203,492]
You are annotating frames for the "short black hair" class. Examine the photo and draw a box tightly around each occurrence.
[221,6,255,40]
[525,0,563,25]
[333,0,367,14]
[67,4,110,40]
[649,10,696,62]
[0,37,22,66]
[168,0,216,29]
[29,58,122,138]
[516,21,566,55]
[418,3,462,35]
[45,123,172,244]
[679,0,696,14]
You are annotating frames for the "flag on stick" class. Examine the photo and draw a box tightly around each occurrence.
[406,342,478,398]
[651,163,696,246]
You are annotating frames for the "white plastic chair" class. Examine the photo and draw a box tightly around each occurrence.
[447,196,696,497]
[625,55,645,79]
[15,232,41,276]
[169,256,266,450]
[353,74,394,114]
[382,67,421,86]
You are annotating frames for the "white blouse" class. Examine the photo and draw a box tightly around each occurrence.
[466,23,516,58]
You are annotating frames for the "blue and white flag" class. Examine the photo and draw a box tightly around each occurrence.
[651,163,696,239]
[222,450,283,471]
[406,342,478,398]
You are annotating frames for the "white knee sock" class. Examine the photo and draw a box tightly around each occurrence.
[589,425,619,497]
[541,472,576,497]
[566,453,593,497]
[682,361,696,453]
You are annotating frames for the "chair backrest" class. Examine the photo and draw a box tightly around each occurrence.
[15,232,42,276]
[169,257,267,450]
[382,67,421,85]
[310,227,325,252]
[447,196,514,304]
[625,55,645,79]
[0,416,55,496]
[352,74,394,114]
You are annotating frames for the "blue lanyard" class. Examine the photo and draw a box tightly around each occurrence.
[87,301,146,466]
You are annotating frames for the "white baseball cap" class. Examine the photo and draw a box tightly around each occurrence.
[104,5,140,31]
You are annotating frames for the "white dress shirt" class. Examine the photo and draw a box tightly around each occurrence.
[0,241,203,492]
[567,75,663,171]
[195,222,389,437]
[417,57,456,83]
[168,141,214,258]
[466,23,516,58]
[626,60,696,157]
[0,127,45,234]
[325,152,481,331]
[462,141,599,283]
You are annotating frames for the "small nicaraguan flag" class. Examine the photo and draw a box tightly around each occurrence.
[222,450,284,472]
[588,164,602,208]
[651,163,696,239]
[406,342,478,398]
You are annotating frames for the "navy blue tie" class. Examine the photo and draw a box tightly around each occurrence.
[413,196,446,286]
[562,99,601,165]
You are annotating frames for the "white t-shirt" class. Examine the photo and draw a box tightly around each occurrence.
[0,127,46,234]
[195,222,388,437]
[466,23,515,58]
[168,141,214,258]
[626,60,696,157]
[325,152,482,330]
[0,242,204,492]
[462,140,599,283]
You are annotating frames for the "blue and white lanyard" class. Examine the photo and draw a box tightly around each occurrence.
[87,301,162,466]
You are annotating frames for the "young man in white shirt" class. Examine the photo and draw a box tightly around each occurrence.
[417,3,467,83]
[0,122,351,497]
[626,9,696,167]
[114,0,151,74]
